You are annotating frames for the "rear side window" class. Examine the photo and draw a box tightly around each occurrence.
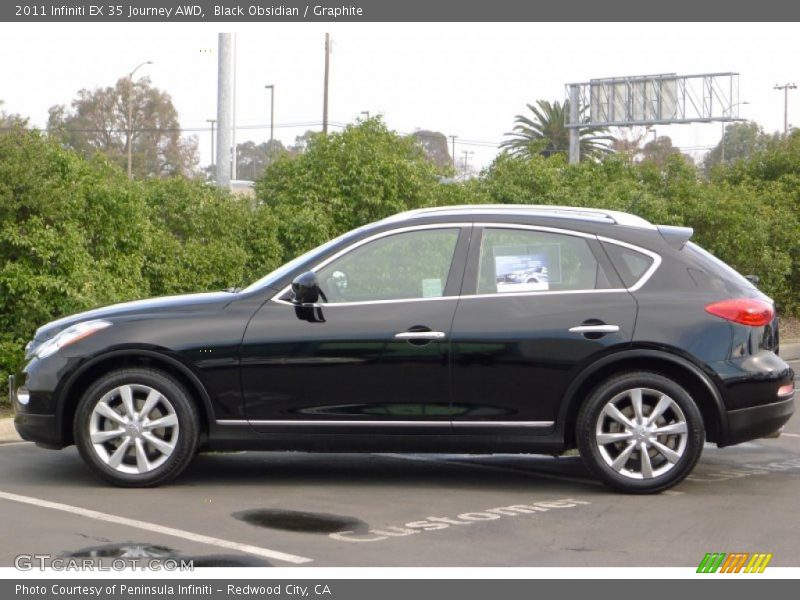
[476,228,610,294]
[603,242,654,288]
[683,242,757,291]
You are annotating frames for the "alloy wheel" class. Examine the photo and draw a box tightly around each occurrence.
[594,387,688,480]
[88,384,180,475]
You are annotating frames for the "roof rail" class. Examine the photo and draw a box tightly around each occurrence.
[381,205,656,229]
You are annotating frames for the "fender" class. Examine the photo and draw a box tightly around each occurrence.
[56,347,216,435]
[556,347,728,440]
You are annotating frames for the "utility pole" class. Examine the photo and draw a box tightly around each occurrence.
[126,60,152,179]
[449,135,458,171]
[774,83,797,136]
[461,150,474,175]
[206,119,216,167]
[323,33,331,134]
[216,33,233,188]
[265,84,275,141]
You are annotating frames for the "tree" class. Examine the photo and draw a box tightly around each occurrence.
[703,121,775,173]
[47,76,198,178]
[640,136,684,168]
[0,100,28,130]
[254,118,441,259]
[500,100,613,161]
[235,139,286,181]
[409,130,451,171]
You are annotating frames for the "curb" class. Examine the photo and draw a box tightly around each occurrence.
[0,418,21,444]
[780,342,800,362]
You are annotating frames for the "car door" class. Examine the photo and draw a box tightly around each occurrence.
[450,224,638,434]
[240,224,470,434]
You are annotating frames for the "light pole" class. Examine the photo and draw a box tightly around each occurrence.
[774,83,797,136]
[126,60,153,179]
[721,101,749,164]
[264,84,274,142]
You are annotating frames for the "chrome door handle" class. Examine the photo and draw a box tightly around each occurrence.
[394,331,447,341]
[568,325,620,333]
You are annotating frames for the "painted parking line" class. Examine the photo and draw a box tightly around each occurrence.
[781,432,800,438]
[381,453,602,487]
[0,490,312,565]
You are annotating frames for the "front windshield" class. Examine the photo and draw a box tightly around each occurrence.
[239,228,361,294]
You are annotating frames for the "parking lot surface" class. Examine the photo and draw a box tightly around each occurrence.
[1,360,798,568]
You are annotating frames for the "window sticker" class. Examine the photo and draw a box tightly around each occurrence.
[493,244,560,293]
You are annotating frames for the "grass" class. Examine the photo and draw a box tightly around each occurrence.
[0,404,14,419]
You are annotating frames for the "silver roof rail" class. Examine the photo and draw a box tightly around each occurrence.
[380,205,656,229]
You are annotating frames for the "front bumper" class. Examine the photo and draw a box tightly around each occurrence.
[9,370,66,449]
[721,395,795,447]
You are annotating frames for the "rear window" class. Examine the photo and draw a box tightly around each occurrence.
[602,243,654,288]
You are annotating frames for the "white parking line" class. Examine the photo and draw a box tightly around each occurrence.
[781,432,800,438]
[381,453,602,487]
[0,490,312,564]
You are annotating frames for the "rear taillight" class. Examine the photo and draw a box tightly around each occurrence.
[704,298,775,327]
[777,383,794,397]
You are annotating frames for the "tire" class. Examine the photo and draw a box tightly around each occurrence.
[576,371,704,494]
[74,368,199,487]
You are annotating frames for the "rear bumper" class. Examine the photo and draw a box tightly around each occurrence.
[721,396,795,447]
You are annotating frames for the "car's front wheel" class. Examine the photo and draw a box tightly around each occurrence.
[576,371,704,493]
[74,368,199,487]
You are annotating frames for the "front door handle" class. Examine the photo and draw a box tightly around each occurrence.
[394,331,447,341]
[568,324,620,334]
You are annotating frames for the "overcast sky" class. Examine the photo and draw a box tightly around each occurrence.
[1,22,799,172]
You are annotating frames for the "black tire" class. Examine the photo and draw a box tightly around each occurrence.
[74,368,199,487]
[576,371,704,494]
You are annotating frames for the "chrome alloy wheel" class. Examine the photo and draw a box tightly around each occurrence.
[594,387,688,480]
[89,384,180,475]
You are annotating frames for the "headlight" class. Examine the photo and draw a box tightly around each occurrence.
[35,320,112,359]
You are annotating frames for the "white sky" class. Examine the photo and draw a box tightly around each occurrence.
[1,22,798,172]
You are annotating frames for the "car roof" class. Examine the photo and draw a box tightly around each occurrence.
[378,205,657,230]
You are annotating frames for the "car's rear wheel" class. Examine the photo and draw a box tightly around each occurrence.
[74,368,199,487]
[576,371,704,494]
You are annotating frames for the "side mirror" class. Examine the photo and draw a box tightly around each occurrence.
[291,271,321,304]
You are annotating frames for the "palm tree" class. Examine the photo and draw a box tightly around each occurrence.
[500,100,613,160]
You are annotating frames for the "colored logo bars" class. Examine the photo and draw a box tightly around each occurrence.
[697,553,773,573]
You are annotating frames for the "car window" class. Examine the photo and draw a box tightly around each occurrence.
[602,242,654,288]
[477,228,605,294]
[316,228,460,303]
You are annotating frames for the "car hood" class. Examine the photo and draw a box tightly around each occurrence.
[32,291,237,346]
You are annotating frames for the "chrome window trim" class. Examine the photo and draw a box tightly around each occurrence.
[268,221,663,307]
[216,419,555,428]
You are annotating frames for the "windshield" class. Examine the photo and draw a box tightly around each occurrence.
[240,228,362,294]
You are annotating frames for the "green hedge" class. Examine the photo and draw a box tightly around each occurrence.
[1,122,798,392]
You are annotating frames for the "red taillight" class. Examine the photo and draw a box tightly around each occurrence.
[777,383,794,397]
[704,298,775,327]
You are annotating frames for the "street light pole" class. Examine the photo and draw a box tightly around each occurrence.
[774,83,797,136]
[264,85,274,141]
[127,60,153,179]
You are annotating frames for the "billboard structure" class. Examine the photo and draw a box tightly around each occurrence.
[565,72,740,163]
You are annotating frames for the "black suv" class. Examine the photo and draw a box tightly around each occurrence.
[11,205,795,493]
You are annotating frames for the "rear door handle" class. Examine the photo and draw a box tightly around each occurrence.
[394,331,447,341]
[568,324,620,333]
